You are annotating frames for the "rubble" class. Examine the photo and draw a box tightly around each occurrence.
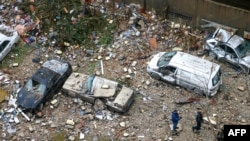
[237,86,245,91]
[0,0,249,141]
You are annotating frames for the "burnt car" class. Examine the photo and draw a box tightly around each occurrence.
[61,73,135,113]
[204,28,250,73]
[16,59,72,110]
[0,24,20,61]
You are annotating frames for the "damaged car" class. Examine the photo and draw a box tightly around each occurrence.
[0,24,20,61]
[147,51,222,96]
[61,73,135,113]
[204,28,250,73]
[16,59,72,111]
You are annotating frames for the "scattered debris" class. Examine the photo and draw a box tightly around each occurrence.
[0,1,249,140]
[62,73,135,113]
[175,97,200,104]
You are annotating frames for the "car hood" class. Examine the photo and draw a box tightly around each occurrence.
[243,56,250,64]
[16,88,44,109]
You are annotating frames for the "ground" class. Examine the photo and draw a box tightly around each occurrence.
[1,2,250,141]
[1,34,250,141]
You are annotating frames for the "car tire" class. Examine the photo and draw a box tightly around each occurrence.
[209,51,217,60]
[107,106,116,113]
[150,72,161,80]
[193,88,200,95]
[11,43,17,50]
[241,65,249,74]
[38,103,44,111]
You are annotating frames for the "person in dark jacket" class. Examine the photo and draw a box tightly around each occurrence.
[192,111,203,132]
[216,129,224,141]
[171,110,181,133]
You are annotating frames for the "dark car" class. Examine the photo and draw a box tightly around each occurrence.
[16,59,72,111]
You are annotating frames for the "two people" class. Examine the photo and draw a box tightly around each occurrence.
[171,109,204,134]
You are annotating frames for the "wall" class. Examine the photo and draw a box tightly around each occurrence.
[122,0,250,35]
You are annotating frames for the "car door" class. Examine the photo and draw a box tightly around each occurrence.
[214,44,226,59]
[176,69,192,89]
[44,80,54,101]
[224,46,239,65]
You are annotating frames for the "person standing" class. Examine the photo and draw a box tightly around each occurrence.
[216,129,224,141]
[192,110,204,132]
[171,110,181,134]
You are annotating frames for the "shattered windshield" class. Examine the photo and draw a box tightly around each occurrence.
[157,51,176,67]
[235,41,250,58]
[24,79,46,94]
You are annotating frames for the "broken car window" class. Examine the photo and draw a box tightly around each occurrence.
[157,51,177,67]
[235,42,250,58]
[226,47,237,57]
[25,79,46,94]
[160,66,176,76]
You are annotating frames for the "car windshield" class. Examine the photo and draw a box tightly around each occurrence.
[0,40,10,53]
[235,41,250,58]
[212,69,221,86]
[157,51,176,67]
[24,79,46,94]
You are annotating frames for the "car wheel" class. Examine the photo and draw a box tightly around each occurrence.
[208,51,218,60]
[150,72,161,80]
[38,103,44,111]
[193,88,200,95]
[11,43,17,50]
[241,65,249,74]
[209,51,217,60]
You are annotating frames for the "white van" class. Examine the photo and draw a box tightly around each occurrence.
[147,51,222,96]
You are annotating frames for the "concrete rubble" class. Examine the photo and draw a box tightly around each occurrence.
[0,0,249,141]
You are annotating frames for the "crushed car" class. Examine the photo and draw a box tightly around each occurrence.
[61,73,135,113]
[0,24,20,61]
[16,59,72,111]
[147,51,222,96]
[204,27,250,73]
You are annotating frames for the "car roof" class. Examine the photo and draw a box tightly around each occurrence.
[32,67,59,84]
[215,28,245,49]
[42,59,69,75]
[169,51,220,77]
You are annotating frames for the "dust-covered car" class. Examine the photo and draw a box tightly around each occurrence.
[204,28,250,73]
[61,73,135,113]
[16,59,72,111]
[0,24,20,61]
[147,51,222,96]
